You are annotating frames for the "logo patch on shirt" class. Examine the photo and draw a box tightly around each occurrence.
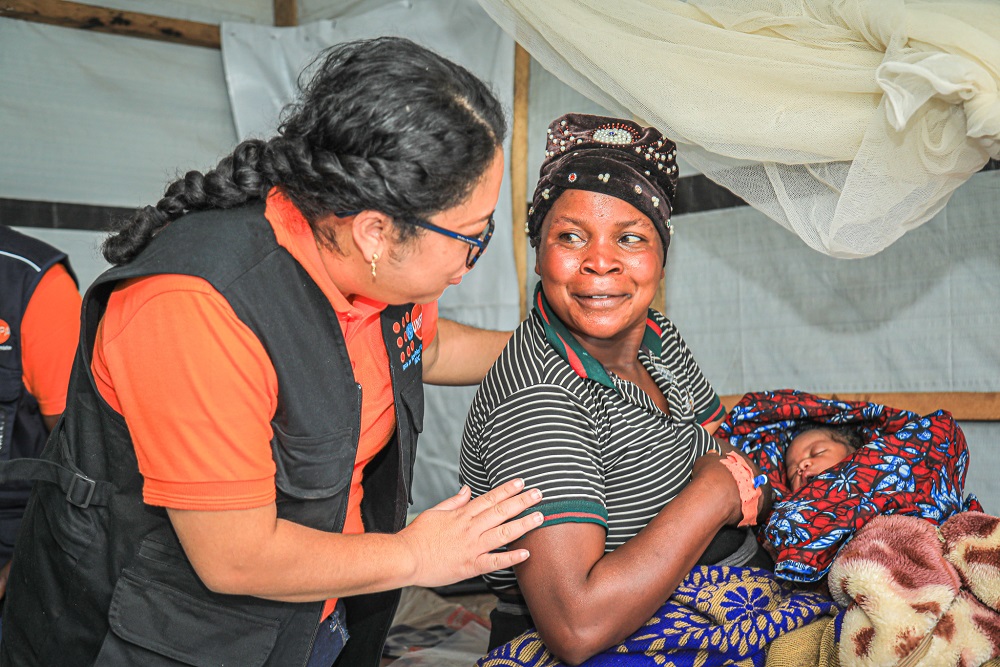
[0,318,11,350]
[651,359,674,385]
[392,305,424,370]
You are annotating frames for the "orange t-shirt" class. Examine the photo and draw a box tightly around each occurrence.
[90,190,438,617]
[22,262,81,416]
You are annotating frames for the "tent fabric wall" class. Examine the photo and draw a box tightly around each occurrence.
[663,171,1000,397]
[960,422,1000,512]
[0,18,238,208]
[220,0,520,512]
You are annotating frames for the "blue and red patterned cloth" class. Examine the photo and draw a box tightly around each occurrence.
[718,389,982,583]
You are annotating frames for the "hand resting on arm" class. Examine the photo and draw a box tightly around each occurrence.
[168,478,543,601]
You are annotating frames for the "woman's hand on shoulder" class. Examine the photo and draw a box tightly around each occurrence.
[397,479,543,588]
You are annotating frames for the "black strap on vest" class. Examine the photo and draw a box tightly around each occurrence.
[0,458,112,508]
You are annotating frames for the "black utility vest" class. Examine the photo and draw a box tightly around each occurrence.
[0,205,424,667]
[0,225,77,561]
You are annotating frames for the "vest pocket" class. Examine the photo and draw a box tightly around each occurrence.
[271,425,355,500]
[95,570,280,667]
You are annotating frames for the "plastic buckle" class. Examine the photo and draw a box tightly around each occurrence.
[66,473,96,509]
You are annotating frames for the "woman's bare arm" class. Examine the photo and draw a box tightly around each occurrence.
[511,456,746,665]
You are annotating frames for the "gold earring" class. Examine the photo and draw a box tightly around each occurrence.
[370,253,379,279]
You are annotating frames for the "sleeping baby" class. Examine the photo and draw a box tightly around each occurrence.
[721,389,981,583]
[784,424,866,492]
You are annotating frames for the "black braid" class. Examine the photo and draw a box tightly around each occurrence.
[103,140,272,264]
[103,37,506,265]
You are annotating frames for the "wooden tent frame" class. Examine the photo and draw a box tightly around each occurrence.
[3,1,997,421]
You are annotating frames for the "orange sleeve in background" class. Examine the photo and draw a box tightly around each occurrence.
[21,262,82,416]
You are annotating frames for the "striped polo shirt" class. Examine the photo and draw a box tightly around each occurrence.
[460,288,725,591]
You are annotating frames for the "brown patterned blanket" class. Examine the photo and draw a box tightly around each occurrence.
[829,512,1000,667]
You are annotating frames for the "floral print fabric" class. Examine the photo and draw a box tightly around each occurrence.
[476,566,835,667]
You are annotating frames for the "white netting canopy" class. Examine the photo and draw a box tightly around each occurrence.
[479,0,1000,258]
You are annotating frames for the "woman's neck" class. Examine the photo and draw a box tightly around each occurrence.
[313,234,368,303]
[575,329,646,379]
[577,325,669,414]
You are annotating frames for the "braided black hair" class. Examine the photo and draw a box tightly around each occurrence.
[103,36,507,265]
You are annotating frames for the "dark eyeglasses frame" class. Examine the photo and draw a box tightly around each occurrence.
[335,210,494,269]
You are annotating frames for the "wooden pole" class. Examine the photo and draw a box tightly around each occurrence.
[720,391,1000,422]
[0,0,221,49]
[653,273,667,314]
[511,43,531,321]
[273,0,297,27]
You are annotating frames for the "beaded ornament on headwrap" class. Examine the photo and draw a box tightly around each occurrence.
[527,114,679,261]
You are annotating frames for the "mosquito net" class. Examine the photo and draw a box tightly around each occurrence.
[479,0,1000,257]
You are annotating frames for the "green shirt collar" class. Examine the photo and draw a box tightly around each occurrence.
[533,284,664,391]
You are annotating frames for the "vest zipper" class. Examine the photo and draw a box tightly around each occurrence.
[299,384,359,667]
[299,604,324,667]
[341,382,362,530]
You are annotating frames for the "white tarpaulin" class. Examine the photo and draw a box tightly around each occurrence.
[0,17,237,207]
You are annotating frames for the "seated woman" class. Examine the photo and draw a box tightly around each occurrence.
[460,113,773,665]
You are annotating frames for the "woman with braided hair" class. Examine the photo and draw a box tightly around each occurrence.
[1,37,541,667]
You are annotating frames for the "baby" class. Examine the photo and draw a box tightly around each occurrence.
[784,424,866,492]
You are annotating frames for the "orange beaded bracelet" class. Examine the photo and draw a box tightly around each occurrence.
[718,452,763,527]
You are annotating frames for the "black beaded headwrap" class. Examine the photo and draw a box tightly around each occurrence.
[527,113,679,263]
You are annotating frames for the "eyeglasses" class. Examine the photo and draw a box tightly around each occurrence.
[408,214,494,269]
[336,210,495,269]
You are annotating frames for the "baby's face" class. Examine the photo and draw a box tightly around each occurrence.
[785,431,854,492]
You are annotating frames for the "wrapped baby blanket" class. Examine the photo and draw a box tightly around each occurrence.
[718,389,982,583]
[476,566,835,667]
